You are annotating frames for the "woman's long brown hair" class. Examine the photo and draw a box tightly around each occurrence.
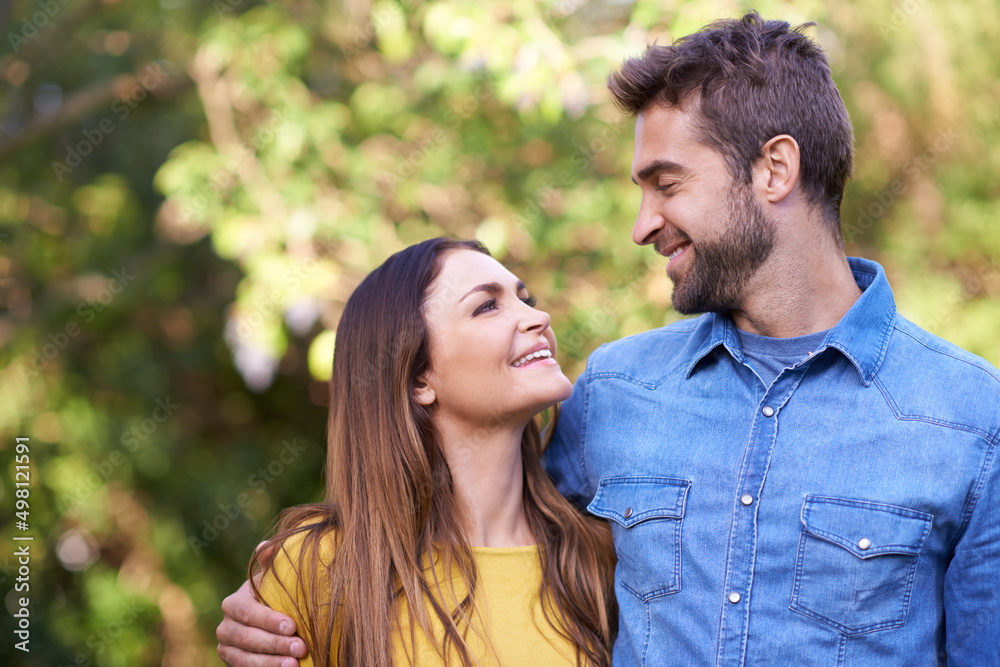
[250,238,616,666]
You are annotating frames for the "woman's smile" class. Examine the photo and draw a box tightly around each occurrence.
[511,345,554,368]
[418,249,573,427]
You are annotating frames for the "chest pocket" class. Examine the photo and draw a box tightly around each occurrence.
[789,495,933,636]
[588,476,690,602]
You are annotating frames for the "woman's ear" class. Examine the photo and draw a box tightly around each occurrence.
[413,374,436,406]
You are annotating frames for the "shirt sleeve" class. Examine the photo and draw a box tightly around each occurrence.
[943,438,1000,665]
[257,534,313,637]
[544,361,597,510]
[256,529,336,667]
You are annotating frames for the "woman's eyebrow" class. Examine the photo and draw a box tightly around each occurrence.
[458,280,527,303]
[458,282,501,303]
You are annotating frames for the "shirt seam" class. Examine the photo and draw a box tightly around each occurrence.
[587,367,687,390]
[892,324,1000,384]
[947,431,1000,552]
[872,376,998,441]
[580,363,594,495]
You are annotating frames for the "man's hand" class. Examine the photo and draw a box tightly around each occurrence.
[217,579,309,667]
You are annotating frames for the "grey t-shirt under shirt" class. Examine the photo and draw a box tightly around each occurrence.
[737,327,830,387]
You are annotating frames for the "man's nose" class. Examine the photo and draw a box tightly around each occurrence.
[632,194,663,246]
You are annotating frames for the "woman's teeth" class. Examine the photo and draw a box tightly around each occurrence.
[512,349,552,367]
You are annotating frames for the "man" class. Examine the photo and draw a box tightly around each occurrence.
[217,12,1000,666]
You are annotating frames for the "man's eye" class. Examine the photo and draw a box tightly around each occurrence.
[521,295,538,307]
[473,298,497,316]
[656,183,676,193]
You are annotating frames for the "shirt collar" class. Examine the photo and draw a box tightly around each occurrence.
[685,257,896,386]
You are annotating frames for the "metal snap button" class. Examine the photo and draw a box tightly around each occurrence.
[623,507,633,519]
[740,494,753,506]
[728,592,741,604]
[762,405,775,417]
[858,538,871,550]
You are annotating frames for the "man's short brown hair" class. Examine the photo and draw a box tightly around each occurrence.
[608,11,854,242]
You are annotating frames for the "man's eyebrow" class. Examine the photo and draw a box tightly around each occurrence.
[458,280,527,303]
[632,159,687,185]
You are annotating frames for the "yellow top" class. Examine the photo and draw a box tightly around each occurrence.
[258,530,579,666]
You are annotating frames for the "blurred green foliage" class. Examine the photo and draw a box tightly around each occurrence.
[1,0,998,664]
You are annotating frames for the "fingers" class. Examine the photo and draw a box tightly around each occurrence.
[216,614,308,656]
[217,644,304,667]
[221,580,297,636]
[217,580,309,663]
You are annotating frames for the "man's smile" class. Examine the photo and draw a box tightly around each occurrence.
[667,242,691,263]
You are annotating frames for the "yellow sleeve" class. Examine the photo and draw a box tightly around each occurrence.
[257,529,338,667]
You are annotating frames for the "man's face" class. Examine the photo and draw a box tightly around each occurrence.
[630,103,775,314]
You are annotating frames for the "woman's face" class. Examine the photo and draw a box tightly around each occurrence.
[416,249,573,429]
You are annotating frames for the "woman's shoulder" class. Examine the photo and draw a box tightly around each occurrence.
[254,513,341,666]
[257,514,339,611]
[271,520,339,570]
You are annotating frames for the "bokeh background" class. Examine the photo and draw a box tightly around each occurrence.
[1,0,998,664]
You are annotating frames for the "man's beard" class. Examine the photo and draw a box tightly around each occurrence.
[670,185,776,315]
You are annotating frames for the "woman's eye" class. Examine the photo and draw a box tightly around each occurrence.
[473,298,497,316]
[521,295,538,307]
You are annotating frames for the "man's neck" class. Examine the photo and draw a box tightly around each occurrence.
[730,242,862,338]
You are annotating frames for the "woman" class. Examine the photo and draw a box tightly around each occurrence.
[248,238,615,666]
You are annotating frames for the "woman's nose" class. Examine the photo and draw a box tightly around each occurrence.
[520,303,551,333]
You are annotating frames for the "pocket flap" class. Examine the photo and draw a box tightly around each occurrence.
[801,496,933,559]
[588,476,690,528]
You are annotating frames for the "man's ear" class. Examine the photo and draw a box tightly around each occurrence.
[413,374,436,406]
[755,134,800,204]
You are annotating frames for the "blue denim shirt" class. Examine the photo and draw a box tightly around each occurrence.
[545,257,1000,666]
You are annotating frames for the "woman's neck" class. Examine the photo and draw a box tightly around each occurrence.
[434,417,535,548]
